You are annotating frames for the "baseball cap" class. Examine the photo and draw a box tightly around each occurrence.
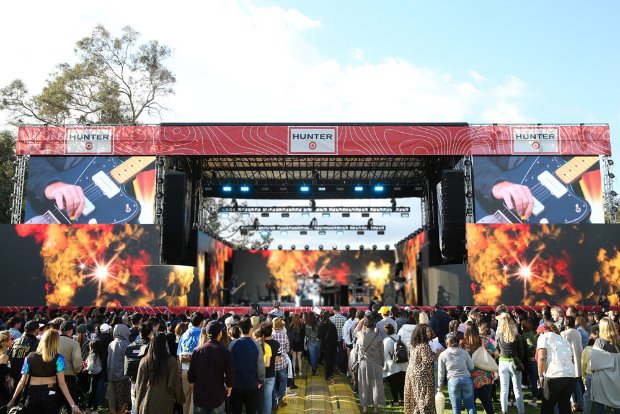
[364,310,372,316]
[379,306,390,315]
[224,316,235,328]
[77,324,88,334]
[206,321,224,338]
[99,323,112,332]
[24,320,39,332]
[60,321,75,332]
[536,324,549,334]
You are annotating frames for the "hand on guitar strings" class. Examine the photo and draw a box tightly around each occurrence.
[491,181,534,219]
[44,181,86,219]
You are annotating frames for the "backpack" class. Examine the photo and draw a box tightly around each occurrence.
[86,352,102,375]
[390,335,409,363]
[124,342,148,381]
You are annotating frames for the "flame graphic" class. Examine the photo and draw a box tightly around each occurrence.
[209,240,232,306]
[397,232,426,304]
[579,169,604,223]
[156,265,195,306]
[593,247,620,296]
[133,169,156,224]
[15,224,156,306]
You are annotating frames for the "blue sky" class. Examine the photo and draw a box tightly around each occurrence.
[0,0,618,246]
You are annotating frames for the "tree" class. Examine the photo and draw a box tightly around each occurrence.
[0,25,175,125]
[0,131,16,223]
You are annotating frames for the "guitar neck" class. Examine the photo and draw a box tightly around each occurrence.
[109,156,156,184]
[555,157,599,185]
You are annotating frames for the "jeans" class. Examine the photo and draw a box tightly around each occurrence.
[274,367,287,405]
[324,347,336,380]
[194,402,225,414]
[231,388,259,414]
[88,372,104,409]
[474,383,494,414]
[527,359,539,399]
[307,342,320,371]
[571,377,583,406]
[583,375,592,414]
[131,380,136,414]
[447,376,476,414]
[594,402,620,414]
[24,384,61,414]
[498,360,524,413]
[261,377,275,414]
[541,377,575,414]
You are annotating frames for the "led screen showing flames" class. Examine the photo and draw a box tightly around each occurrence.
[467,223,620,306]
[233,250,395,303]
[396,232,425,305]
[25,156,156,224]
[472,156,603,224]
[0,224,163,306]
[197,232,233,306]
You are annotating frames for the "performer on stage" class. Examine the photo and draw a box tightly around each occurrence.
[393,269,407,304]
[306,274,321,307]
[295,273,307,307]
[265,274,280,301]
[320,274,338,306]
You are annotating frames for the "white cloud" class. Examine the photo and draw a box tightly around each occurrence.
[468,70,486,82]
[351,48,365,61]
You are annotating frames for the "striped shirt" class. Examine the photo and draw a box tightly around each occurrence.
[272,329,290,371]
[329,314,347,339]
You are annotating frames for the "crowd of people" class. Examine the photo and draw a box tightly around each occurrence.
[0,303,618,414]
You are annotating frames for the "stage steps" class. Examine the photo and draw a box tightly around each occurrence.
[280,366,360,414]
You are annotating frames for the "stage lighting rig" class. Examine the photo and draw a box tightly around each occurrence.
[218,205,411,215]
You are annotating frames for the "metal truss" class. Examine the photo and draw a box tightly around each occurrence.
[10,155,28,224]
[462,155,475,224]
[218,205,411,214]
[154,156,166,226]
[602,155,617,223]
[239,224,387,233]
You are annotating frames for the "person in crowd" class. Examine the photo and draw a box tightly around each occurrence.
[329,305,348,374]
[343,309,362,378]
[58,321,83,414]
[438,333,476,414]
[318,312,338,385]
[134,332,184,413]
[75,323,90,361]
[229,317,265,414]
[590,317,620,414]
[449,319,464,342]
[551,307,565,331]
[288,313,305,376]
[419,311,430,325]
[7,317,23,340]
[8,320,39,389]
[395,308,408,332]
[304,311,321,376]
[404,324,436,414]
[7,329,81,414]
[520,318,539,408]
[581,330,599,414]
[0,330,13,411]
[351,316,385,414]
[258,322,278,414]
[397,314,417,346]
[382,323,407,406]
[462,323,498,414]
[575,316,591,349]
[597,295,610,313]
[107,323,131,414]
[178,312,204,414]
[536,322,576,414]
[561,316,584,412]
[495,312,524,414]
[430,304,451,346]
[128,314,143,343]
[126,322,152,414]
[376,307,397,341]
[271,317,290,407]
[85,339,105,412]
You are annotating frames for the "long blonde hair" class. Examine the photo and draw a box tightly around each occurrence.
[598,317,620,348]
[497,315,517,343]
[36,329,60,362]
[0,330,11,350]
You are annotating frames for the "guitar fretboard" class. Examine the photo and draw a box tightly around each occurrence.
[555,156,599,185]
[110,156,156,184]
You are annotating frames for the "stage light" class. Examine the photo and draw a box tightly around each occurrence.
[385,245,390,250]
[359,245,365,250]
[280,230,288,236]
[336,187,345,191]
[301,210,310,217]
[336,230,344,235]
[345,245,350,250]
[332,245,337,250]
[260,230,270,238]
[318,186,326,191]
[220,212,230,218]
[261,212,270,217]
[300,230,308,235]
[240,185,250,192]
[261,187,270,191]
[357,230,365,235]
[401,212,410,218]
[241,212,251,218]
[319,230,326,235]
[612,191,618,197]
[304,245,310,251]
[342,213,350,217]
[222,185,232,192]
[608,159,615,166]
[373,185,384,192]
[156,208,163,215]
[318,245,324,251]
[322,211,331,218]
[291,245,296,250]
[383,212,391,217]
[156,192,163,199]
[377,230,385,235]
[610,173,616,179]
[354,186,364,192]
[281,212,290,218]
[300,185,310,192]
[278,245,283,250]
[372,245,377,250]
[361,212,370,218]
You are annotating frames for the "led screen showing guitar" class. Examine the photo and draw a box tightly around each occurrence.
[25,156,156,224]
[474,156,599,224]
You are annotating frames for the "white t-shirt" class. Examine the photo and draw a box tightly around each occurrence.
[537,332,575,378]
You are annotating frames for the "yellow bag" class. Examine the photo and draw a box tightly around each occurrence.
[435,390,445,414]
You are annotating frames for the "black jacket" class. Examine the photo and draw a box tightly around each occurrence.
[9,333,39,380]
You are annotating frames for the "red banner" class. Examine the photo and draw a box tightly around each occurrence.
[16,124,610,156]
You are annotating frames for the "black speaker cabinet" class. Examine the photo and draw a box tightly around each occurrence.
[162,171,190,264]
[439,170,466,261]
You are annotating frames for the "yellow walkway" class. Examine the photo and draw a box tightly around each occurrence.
[280,366,360,414]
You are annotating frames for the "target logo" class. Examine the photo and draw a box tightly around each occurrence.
[531,142,540,150]
[66,127,113,154]
[85,142,93,150]
[289,127,337,154]
[309,142,317,150]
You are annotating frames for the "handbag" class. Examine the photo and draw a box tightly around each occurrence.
[510,359,524,372]
[435,390,445,414]
[472,344,498,372]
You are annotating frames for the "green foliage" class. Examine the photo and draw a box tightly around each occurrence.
[0,25,175,125]
[0,131,16,223]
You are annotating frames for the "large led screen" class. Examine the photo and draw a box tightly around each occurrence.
[467,223,620,306]
[25,156,156,224]
[233,250,395,304]
[0,224,161,306]
[472,156,603,224]
[395,231,426,305]
[197,232,233,306]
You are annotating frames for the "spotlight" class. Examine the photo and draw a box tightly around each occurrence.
[240,185,250,192]
[301,209,310,217]
[222,185,232,192]
[260,230,270,238]
[372,245,377,250]
[610,173,616,179]
[373,185,384,192]
[401,212,410,218]
[241,212,251,218]
[291,245,296,250]
[612,191,618,197]
[318,186,326,191]
[608,159,614,166]
[345,245,350,250]
[318,230,326,235]
[281,212,290,218]
[342,213,350,218]
[300,230,308,235]
[382,212,391,217]
[280,230,288,236]
[385,245,390,250]
[354,186,363,192]
[300,185,310,192]
[304,245,310,251]
[322,211,331,218]
[278,245,283,250]
[319,245,324,251]
[261,212,270,217]
[332,245,337,250]
[361,212,370,218]
[357,230,365,235]
[359,245,365,250]
[336,230,344,235]
[378,230,385,235]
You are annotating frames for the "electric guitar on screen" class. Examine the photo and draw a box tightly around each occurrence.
[25,156,156,224]
[475,156,599,224]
